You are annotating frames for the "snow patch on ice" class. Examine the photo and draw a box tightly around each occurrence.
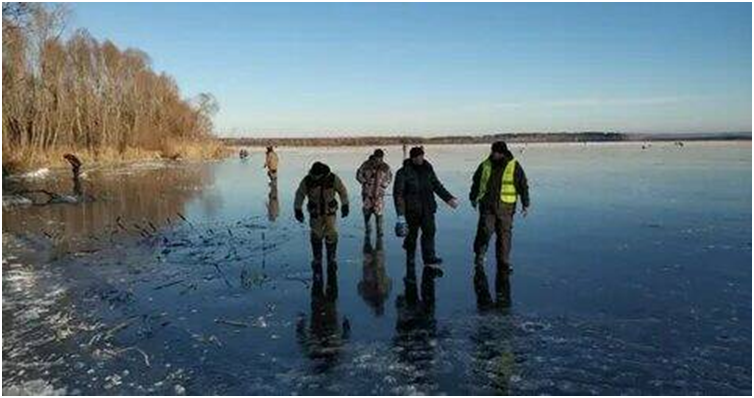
[3,195,33,208]
[20,168,50,179]
[3,379,66,395]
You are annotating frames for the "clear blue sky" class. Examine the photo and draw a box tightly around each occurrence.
[70,3,751,137]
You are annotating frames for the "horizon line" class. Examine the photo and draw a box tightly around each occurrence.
[218,131,753,140]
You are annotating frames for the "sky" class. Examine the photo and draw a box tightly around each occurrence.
[70,3,752,137]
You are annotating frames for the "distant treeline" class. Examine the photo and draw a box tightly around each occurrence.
[2,3,219,168]
[226,132,626,147]
[223,132,750,147]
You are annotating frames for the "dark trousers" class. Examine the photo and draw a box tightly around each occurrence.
[403,211,436,263]
[473,204,515,269]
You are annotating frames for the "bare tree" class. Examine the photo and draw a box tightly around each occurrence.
[3,3,219,167]
[2,2,34,38]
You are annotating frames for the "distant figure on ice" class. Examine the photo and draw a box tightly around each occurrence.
[294,162,349,282]
[356,149,393,236]
[469,141,529,301]
[239,148,250,159]
[393,146,458,277]
[263,146,279,182]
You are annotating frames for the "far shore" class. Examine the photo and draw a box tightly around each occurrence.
[222,132,751,148]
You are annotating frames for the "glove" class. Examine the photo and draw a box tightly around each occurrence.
[447,197,459,209]
[295,208,305,223]
[341,204,349,218]
[471,200,477,209]
[395,216,408,237]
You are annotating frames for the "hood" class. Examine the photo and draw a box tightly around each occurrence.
[308,162,331,179]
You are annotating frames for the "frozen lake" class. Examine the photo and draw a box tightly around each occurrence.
[2,142,751,394]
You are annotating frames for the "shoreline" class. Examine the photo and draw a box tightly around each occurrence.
[2,139,231,175]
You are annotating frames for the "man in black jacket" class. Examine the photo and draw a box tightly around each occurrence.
[394,146,459,274]
[469,141,529,301]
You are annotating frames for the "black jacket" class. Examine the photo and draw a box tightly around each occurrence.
[393,159,453,217]
[469,154,530,209]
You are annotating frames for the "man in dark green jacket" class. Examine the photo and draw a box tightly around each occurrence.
[295,162,349,280]
[394,146,459,274]
[469,141,529,301]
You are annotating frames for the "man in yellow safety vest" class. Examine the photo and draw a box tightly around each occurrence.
[469,141,529,304]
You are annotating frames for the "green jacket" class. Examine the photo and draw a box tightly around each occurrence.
[295,166,348,218]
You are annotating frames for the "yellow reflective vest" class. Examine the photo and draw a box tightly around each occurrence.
[477,159,518,205]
